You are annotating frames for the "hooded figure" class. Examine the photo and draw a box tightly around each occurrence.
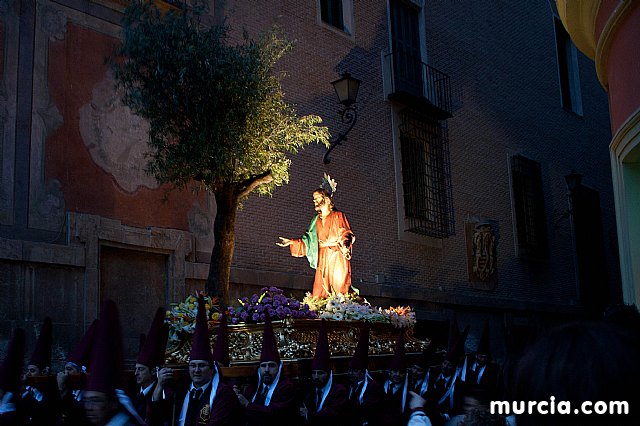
[67,319,98,375]
[345,322,384,426]
[238,314,296,426]
[57,319,98,425]
[27,317,52,376]
[22,317,60,425]
[447,314,460,354]
[212,314,230,368]
[427,325,469,424]
[172,293,240,426]
[133,307,169,423]
[383,330,410,426]
[302,319,347,424]
[84,299,142,426]
[155,294,240,426]
[461,320,500,402]
[0,328,25,425]
[411,343,438,397]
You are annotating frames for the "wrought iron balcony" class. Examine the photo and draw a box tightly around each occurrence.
[384,51,452,120]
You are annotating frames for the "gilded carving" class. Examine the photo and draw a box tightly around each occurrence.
[166,319,428,365]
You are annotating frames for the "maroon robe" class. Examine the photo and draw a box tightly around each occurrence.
[344,378,385,426]
[150,381,241,426]
[242,377,297,426]
[302,381,347,425]
[425,368,464,426]
[382,380,409,426]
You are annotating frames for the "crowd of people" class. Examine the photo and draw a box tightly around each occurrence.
[1,297,639,426]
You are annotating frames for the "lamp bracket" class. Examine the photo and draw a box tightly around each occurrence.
[324,105,358,164]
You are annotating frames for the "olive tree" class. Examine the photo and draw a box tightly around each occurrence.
[112,1,329,304]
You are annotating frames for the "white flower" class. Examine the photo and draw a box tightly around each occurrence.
[332,312,344,321]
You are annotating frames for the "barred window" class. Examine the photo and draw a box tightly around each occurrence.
[510,155,548,258]
[399,109,454,238]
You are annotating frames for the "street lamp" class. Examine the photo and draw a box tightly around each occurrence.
[324,72,362,164]
[564,170,583,193]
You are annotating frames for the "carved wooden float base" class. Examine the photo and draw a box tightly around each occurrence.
[166,319,429,366]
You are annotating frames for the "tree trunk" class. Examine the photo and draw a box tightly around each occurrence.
[206,185,239,306]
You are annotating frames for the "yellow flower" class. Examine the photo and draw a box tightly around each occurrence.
[211,312,220,321]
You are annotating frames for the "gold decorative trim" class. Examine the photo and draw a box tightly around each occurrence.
[595,0,635,89]
[166,319,429,365]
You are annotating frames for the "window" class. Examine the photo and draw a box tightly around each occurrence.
[389,0,423,96]
[554,17,583,115]
[510,155,548,258]
[318,0,353,35]
[399,109,455,238]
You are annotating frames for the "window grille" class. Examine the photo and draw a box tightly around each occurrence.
[399,109,455,238]
[510,155,548,258]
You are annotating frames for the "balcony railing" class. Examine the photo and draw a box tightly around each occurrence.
[384,51,452,119]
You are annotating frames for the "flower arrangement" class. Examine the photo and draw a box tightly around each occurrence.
[165,288,416,344]
[304,292,386,322]
[165,292,221,343]
[227,286,317,324]
[383,305,417,328]
[303,292,417,328]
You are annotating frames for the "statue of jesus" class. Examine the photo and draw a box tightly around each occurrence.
[277,174,355,298]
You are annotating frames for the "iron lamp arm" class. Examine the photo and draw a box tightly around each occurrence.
[323,105,358,164]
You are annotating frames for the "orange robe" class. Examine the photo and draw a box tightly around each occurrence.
[290,210,355,298]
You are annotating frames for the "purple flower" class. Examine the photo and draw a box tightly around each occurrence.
[240,312,249,321]
[259,313,266,321]
[283,307,291,316]
[231,318,239,324]
[256,305,264,313]
[252,313,260,321]
[250,295,259,304]
[263,297,272,304]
